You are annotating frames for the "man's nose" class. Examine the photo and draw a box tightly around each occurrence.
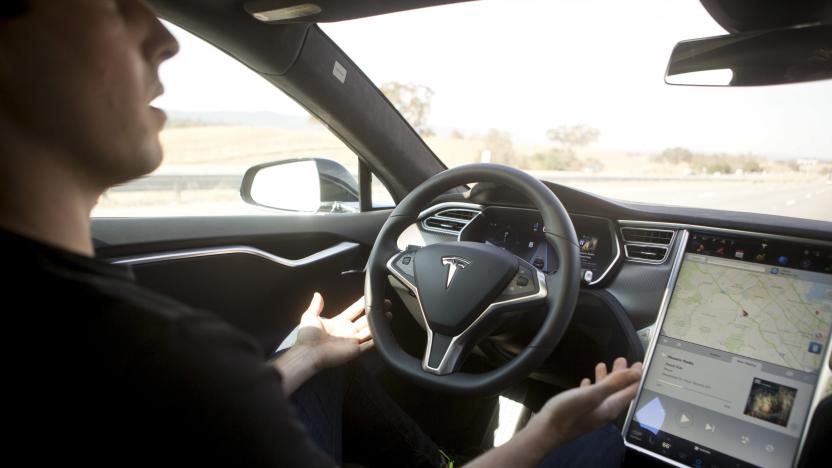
[136,0,180,67]
[146,18,180,66]
[151,20,180,65]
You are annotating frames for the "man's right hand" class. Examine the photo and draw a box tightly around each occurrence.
[465,357,642,468]
[529,357,642,446]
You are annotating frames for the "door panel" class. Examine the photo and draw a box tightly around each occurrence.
[92,211,390,354]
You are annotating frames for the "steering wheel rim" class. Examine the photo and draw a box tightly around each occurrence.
[365,163,580,397]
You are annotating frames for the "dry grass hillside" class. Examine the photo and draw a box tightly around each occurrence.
[94,124,832,221]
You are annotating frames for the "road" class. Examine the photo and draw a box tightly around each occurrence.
[95,171,832,223]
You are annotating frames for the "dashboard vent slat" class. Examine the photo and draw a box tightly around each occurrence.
[621,226,676,264]
[438,209,478,221]
[421,207,481,235]
[621,227,674,245]
[624,244,669,262]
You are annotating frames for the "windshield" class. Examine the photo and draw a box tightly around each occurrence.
[322,0,832,222]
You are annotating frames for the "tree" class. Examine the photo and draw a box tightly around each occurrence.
[526,149,579,171]
[653,147,694,164]
[483,129,517,165]
[380,82,435,136]
[545,124,600,152]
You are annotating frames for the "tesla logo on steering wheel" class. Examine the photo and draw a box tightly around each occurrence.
[441,256,471,289]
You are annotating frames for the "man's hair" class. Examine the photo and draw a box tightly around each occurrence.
[0,0,27,19]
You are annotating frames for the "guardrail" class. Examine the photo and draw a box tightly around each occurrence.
[108,170,820,193]
[109,174,243,193]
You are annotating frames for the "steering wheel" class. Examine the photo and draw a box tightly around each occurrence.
[365,164,580,396]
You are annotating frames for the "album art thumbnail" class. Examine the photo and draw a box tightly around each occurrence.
[743,378,797,427]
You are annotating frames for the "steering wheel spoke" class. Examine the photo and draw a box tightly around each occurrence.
[423,330,468,375]
[419,259,548,376]
[491,258,548,307]
[386,250,418,292]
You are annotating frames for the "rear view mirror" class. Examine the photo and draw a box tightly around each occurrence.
[666,24,832,86]
[241,158,359,213]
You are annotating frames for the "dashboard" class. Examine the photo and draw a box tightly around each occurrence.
[393,188,832,467]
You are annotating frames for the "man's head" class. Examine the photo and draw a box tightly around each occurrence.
[0,0,179,190]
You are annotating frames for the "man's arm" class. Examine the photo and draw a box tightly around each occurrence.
[466,358,642,468]
[272,293,372,395]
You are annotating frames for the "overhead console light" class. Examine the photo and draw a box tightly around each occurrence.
[245,2,322,23]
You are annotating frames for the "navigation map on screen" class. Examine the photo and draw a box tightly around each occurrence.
[663,253,830,373]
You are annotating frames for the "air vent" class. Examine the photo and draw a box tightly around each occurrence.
[421,207,480,235]
[621,226,676,263]
[437,209,478,221]
[621,227,674,245]
[624,244,669,262]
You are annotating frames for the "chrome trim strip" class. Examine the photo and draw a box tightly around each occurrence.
[111,242,360,268]
[586,216,621,286]
[621,229,689,467]
[618,219,832,247]
[386,254,547,375]
[456,210,483,242]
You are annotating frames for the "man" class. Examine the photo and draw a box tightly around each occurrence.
[0,1,642,466]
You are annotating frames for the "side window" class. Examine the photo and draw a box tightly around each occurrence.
[93,22,392,218]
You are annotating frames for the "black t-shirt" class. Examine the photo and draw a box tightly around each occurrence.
[3,228,334,467]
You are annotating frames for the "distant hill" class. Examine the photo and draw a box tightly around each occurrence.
[166,111,312,129]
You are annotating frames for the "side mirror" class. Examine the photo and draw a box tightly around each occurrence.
[665,24,832,86]
[241,158,359,213]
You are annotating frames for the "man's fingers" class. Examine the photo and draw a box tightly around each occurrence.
[586,366,642,404]
[356,327,372,342]
[611,357,627,373]
[340,296,366,321]
[353,316,372,341]
[599,367,642,394]
[595,362,607,383]
[300,292,324,325]
[580,378,591,387]
[352,314,369,331]
[359,339,374,352]
[593,381,640,423]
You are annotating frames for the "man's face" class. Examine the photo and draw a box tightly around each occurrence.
[0,0,179,188]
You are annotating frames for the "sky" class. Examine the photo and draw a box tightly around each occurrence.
[156,0,832,161]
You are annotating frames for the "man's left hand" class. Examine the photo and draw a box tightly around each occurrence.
[295,292,373,371]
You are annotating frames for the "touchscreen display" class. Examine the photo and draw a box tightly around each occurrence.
[625,232,832,468]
